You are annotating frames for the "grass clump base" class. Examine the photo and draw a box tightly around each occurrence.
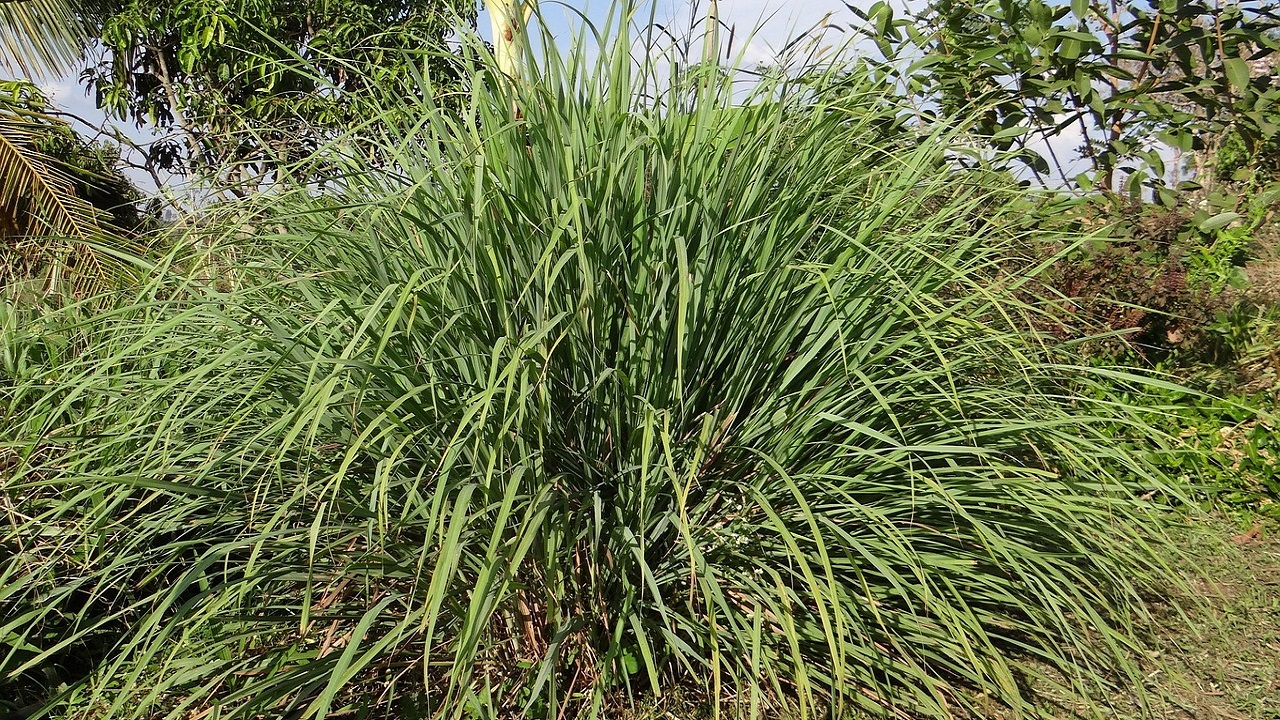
[3,19,1187,720]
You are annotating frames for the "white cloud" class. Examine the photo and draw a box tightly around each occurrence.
[37,80,73,103]
[655,0,859,66]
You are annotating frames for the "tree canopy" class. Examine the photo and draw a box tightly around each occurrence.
[855,0,1280,195]
[1,79,146,295]
[82,0,475,189]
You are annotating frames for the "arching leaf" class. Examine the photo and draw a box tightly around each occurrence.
[0,0,99,79]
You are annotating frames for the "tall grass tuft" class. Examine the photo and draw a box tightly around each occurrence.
[3,15,1183,720]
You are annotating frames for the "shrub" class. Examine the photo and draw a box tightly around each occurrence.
[1095,376,1280,520]
[1036,200,1267,362]
[2,22,1186,720]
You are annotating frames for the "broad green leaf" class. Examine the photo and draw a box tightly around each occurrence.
[1197,211,1243,232]
[1225,57,1251,93]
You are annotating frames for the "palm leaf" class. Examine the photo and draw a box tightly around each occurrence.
[0,113,114,293]
[0,0,96,79]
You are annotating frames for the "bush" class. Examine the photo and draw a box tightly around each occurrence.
[1035,203,1218,359]
[1095,376,1280,520]
[2,25,1187,720]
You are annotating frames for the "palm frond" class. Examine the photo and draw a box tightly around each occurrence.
[0,114,114,293]
[0,0,96,79]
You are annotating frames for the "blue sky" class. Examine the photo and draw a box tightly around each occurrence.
[32,0,864,193]
[526,0,862,59]
[28,0,1125,193]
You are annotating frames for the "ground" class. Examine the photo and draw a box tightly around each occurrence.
[1131,517,1280,720]
[1016,516,1280,720]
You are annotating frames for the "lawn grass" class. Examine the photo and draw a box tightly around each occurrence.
[993,515,1280,720]
[1117,517,1279,720]
[611,514,1280,720]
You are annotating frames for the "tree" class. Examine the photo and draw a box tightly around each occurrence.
[81,0,477,192]
[1,1,145,295]
[2,80,146,295]
[4,1,480,194]
[855,0,1280,196]
[1,0,102,249]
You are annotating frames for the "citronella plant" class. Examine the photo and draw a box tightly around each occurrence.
[3,9,1187,720]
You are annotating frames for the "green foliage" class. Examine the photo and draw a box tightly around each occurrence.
[1216,125,1280,182]
[1,81,148,232]
[1,79,148,297]
[1215,103,1280,183]
[1084,295,1280,521]
[1034,174,1280,364]
[1177,168,1280,294]
[2,23,1193,720]
[855,0,1280,195]
[86,0,476,187]
[1184,212,1252,293]
[1104,381,1279,520]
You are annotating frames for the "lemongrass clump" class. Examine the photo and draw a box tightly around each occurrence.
[2,13,1182,720]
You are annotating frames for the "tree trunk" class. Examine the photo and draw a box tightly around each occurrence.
[489,0,532,79]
